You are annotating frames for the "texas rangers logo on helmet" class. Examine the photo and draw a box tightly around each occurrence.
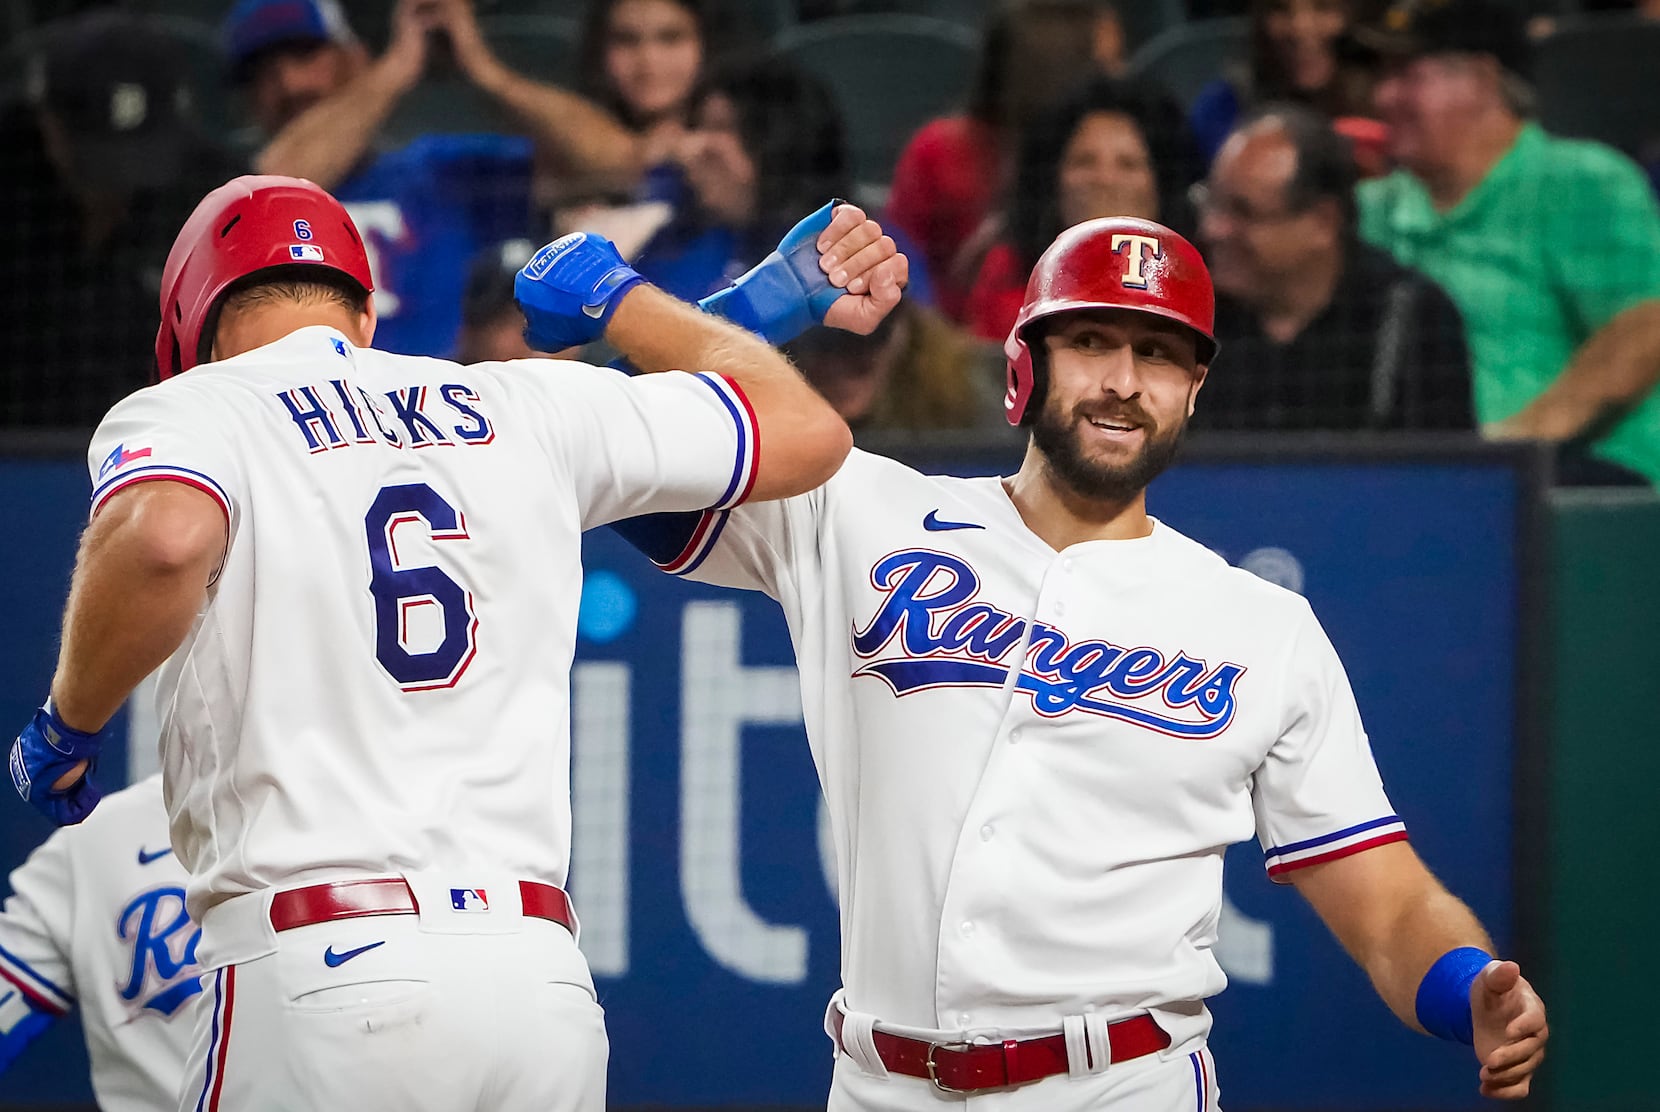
[851,550,1246,738]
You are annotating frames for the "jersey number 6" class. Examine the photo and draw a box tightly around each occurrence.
[363,483,478,691]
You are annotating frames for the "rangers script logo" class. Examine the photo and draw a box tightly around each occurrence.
[851,550,1246,738]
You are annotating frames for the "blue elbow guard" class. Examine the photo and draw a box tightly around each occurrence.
[699,199,845,345]
[1414,946,1492,1045]
[0,990,58,1072]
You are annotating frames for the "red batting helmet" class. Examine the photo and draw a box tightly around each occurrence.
[155,174,374,379]
[1003,217,1218,426]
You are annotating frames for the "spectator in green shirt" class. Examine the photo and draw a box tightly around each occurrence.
[1356,0,1660,484]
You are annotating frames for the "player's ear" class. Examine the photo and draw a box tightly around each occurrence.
[1188,362,1210,416]
[356,294,378,348]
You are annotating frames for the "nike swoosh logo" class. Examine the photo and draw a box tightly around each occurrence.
[323,940,386,968]
[923,510,985,532]
[137,847,173,865]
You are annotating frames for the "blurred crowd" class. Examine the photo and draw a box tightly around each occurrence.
[1,0,1658,485]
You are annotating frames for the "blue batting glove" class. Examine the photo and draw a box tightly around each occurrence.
[700,200,845,345]
[9,701,107,826]
[514,232,646,351]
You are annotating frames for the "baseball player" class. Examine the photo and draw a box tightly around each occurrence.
[6,174,893,1111]
[593,217,1549,1108]
[1,774,200,1111]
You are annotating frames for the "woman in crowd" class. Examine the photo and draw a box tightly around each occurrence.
[885,0,1127,319]
[1189,0,1377,162]
[627,52,852,303]
[554,0,757,240]
[961,76,1202,342]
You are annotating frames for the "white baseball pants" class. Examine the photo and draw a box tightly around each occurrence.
[176,917,606,1112]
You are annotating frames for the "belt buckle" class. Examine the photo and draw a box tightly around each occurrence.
[924,1041,975,1095]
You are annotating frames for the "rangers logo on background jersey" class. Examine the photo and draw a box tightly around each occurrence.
[117,886,202,1017]
[851,550,1245,738]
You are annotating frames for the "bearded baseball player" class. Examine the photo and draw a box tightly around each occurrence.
[593,217,1549,1108]
[1,774,201,1110]
[4,174,901,1111]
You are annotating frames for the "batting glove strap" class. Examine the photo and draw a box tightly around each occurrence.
[10,701,108,825]
[514,232,647,351]
[700,200,845,346]
[1414,946,1492,1045]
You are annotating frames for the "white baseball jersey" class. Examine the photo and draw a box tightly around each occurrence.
[0,775,200,1111]
[644,449,1405,1048]
[85,325,758,966]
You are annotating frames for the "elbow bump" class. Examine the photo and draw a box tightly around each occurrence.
[801,415,854,487]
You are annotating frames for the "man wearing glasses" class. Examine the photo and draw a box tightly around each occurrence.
[1191,104,1473,432]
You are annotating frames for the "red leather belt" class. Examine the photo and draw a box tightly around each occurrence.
[268,878,574,934]
[832,1008,1170,1094]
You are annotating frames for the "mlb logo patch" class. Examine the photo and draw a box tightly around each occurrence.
[290,244,326,262]
[450,888,489,911]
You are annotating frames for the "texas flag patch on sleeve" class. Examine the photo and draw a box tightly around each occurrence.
[97,443,152,481]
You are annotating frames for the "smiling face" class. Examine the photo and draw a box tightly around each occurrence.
[603,0,703,124]
[1030,308,1206,503]
[1262,0,1348,93]
[1372,53,1495,177]
[1197,121,1336,303]
[1057,110,1160,228]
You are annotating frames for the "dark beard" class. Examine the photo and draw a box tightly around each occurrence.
[1030,399,1188,503]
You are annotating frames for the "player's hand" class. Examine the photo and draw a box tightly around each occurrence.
[1471,960,1548,1099]
[815,203,908,336]
[515,233,646,351]
[696,200,907,346]
[9,702,108,826]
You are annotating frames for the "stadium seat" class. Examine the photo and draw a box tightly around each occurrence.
[774,13,978,192]
[1124,15,1250,112]
[836,0,992,26]
[1533,13,1660,159]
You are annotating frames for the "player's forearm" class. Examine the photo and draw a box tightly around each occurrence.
[475,66,646,182]
[253,59,412,189]
[1342,876,1495,1032]
[606,285,853,498]
[1494,299,1660,440]
[50,486,224,733]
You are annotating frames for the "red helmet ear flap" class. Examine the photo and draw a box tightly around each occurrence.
[1000,217,1218,427]
[1003,326,1035,425]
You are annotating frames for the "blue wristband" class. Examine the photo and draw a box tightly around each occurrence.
[1414,946,1492,1045]
[698,199,845,345]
